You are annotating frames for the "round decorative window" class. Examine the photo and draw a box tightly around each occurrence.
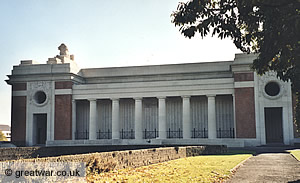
[265,82,280,97]
[34,91,47,104]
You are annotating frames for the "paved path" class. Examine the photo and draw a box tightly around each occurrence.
[227,152,300,183]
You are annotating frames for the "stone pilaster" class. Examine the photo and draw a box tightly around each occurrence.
[134,98,143,139]
[112,98,120,139]
[72,99,76,140]
[182,96,191,139]
[158,97,167,139]
[207,95,217,139]
[89,99,97,140]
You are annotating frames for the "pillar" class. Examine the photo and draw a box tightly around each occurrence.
[182,96,191,139]
[207,95,217,139]
[232,94,236,138]
[134,98,143,139]
[89,99,97,140]
[158,97,167,139]
[112,98,120,139]
[72,99,76,140]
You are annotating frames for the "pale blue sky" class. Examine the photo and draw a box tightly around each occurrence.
[0,0,240,126]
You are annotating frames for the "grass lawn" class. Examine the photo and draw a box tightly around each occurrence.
[290,150,300,161]
[87,151,253,183]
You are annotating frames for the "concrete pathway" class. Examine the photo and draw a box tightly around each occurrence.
[227,152,300,183]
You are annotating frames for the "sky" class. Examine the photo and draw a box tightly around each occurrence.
[0,0,241,126]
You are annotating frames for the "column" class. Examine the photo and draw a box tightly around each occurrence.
[182,96,191,139]
[72,99,76,140]
[112,98,120,139]
[232,94,236,138]
[134,98,143,140]
[158,97,167,139]
[89,99,97,140]
[207,95,217,139]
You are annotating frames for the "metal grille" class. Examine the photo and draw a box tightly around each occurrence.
[120,129,135,139]
[97,129,112,139]
[167,128,183,139]
[143,129,158,139]
[217,128,235,138]
[75,130,89,140]
[191,128,208,138]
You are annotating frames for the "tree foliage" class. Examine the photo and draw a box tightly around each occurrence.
[0,131,7,141]
[171,0,300,131]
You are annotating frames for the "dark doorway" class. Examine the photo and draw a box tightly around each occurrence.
[33,114,47,145]
[264,107,283,144]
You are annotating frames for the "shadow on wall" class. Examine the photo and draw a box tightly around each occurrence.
[288,180,300,183]
[0,141,16,148]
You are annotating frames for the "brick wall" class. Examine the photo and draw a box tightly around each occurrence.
[11,96,27,146]
[55,81,73,89]
[235,87,256,138]
[54,95,72,140]
[12,83,27,91]
[234,73,254,82]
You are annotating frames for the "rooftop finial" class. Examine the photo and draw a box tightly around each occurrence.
[58,43,69,56]
[47,43,75,64]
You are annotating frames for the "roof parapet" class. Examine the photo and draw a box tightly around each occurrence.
[20,60,39,65]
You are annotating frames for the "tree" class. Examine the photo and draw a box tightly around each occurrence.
[171,0,300,131]
[0,131,7,141]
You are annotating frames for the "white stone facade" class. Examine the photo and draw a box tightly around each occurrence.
[6,45,297,147]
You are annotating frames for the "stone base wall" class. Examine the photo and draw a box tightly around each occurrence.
[0,145,226,172]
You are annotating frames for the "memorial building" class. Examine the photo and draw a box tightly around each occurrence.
[6,44,297,147]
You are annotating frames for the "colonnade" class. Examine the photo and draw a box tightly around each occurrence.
[72,95,219,140]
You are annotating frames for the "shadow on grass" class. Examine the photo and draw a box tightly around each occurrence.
[199,150,255,156]
[223,150,256,155]
[202,147,297,156]
[226,146,300,156]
